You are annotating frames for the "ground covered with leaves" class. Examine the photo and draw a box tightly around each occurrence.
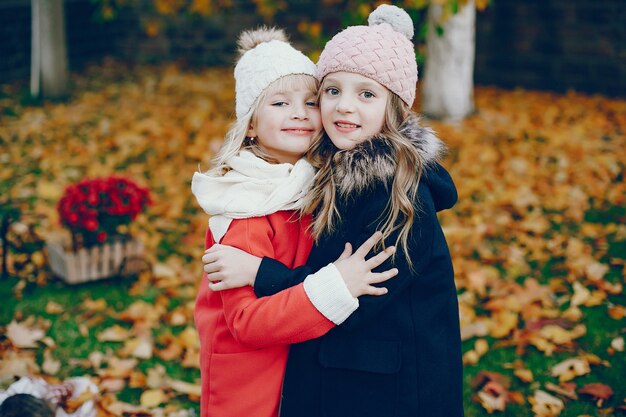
[1,60,625,416]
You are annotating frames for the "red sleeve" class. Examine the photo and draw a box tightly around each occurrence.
[218,218,334,348]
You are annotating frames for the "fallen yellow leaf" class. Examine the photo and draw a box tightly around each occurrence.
[529,390,564,417]
[551,357,590,382]
[140,388,167,408]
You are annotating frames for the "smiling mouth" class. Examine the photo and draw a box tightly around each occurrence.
[335,121,360,129]
[281,128,315,136]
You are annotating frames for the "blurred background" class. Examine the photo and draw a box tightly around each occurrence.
[1,1,624,417]
[1,0,624,97]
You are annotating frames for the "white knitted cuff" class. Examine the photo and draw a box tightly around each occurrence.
[303,264,359,325]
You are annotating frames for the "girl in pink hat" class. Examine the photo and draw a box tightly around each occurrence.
[202,5,463,416]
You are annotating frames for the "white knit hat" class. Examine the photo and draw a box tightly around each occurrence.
[234,29,316,119]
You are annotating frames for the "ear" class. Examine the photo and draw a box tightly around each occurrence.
[246,123,257,138]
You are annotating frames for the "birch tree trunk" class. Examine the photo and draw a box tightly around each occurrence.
[31,0,68,99]
[422,0,476,121]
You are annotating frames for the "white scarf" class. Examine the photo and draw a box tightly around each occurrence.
[191,150,316,243]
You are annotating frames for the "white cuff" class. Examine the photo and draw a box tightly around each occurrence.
[303,264,359,325]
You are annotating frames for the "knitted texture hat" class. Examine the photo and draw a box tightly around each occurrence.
[316,4,418,107]
[234,28,316,119]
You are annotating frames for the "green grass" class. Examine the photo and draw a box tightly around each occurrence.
[0,275,200,413]
[461,206,626,416]
[1,209,624,416]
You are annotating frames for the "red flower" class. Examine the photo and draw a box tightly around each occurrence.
[87,191,99,206]
[96,231,107,243]
[84,218,99,231]
[57,176,151,248]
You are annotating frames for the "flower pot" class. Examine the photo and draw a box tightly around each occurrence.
[46,235,145,284]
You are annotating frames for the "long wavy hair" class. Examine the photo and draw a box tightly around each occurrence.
[304,92,424,269]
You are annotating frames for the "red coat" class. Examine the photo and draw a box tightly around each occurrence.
[194,211,335,417]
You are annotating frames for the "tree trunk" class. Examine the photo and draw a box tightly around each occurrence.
[422,0,476,121]
[31,0,68,99]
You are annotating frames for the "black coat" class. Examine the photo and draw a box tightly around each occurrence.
[255,118,464,417]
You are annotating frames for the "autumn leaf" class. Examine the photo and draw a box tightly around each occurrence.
[529,390,564,417]
[578,383,614,407]
[610,336,624,353]
[551,357,591,382]
[0,351,40,384]
[97,357,138,379]
[120,337,154,359]
[45,301,64,314]
[476,381,508,413]
[545,382,578,400]
[42,348,61,375]
[514,368,534,383]
[6,320,46,348]
[96,325,132,342]
[140,388,168,408]
[167,378,202,398]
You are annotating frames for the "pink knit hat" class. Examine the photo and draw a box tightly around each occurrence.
[316,4,418,107]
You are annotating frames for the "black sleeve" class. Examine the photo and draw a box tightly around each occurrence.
[253,258,314,297]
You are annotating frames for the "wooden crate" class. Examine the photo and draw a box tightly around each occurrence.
[46,236,145,284]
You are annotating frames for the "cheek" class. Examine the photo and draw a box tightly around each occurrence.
[310,110,322,131]
[322,119,339,144]
[320,97,333,116]
[320,103,334,129]
[369,104,386,133]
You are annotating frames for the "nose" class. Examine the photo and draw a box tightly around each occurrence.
[336,95,354,114]
[291,102,309,120]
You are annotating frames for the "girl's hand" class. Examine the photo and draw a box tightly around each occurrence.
[202,244,262,291]
[333,231,398,298]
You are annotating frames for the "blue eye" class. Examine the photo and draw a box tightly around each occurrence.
[362,91,375,99]
[306,101,318,107]
[325,87,339,96]
[272,101,288,106]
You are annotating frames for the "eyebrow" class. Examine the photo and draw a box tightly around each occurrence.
[323,78,382,91]
[267,92,288,99]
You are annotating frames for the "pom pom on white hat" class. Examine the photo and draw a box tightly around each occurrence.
[234,29,316,119]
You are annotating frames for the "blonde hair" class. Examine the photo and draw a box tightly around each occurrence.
[305,92,423,269]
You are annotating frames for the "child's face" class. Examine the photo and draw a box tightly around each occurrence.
[320,71,388,150]
[248,86,321,164]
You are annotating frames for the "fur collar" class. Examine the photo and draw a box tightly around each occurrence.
[331,114,445,198]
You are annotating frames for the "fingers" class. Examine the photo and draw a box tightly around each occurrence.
[204,244,224,254]
[201,251,217,265]
[336,242,353,261]
[205,270,222,282]
[208,281,229,291]
[203,262,221,274]
[353,231,383,258]
[361,285,388,296]
[368,268,398,284]
[365,246,396,269]
[202,245,226,272]
[356,268,398,297]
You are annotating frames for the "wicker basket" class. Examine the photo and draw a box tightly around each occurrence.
[46,235,145,284]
